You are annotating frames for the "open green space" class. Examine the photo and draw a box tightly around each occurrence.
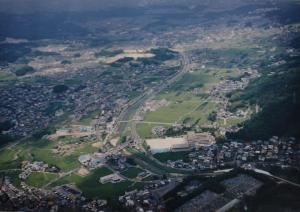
[31,148,81,171]
[167,71,210,93]
[137,65,251,139]
[0,135,99,173]
[217,117,248,127]
[15,65,35,76]
[49,167,112,189]
[0,72,16,83]
[49,167,142,199]
[78,110,100,125]
[0,148,21,170]
[73,144,99,155]
[0,149,15,165]
[50,173,83,187]
[80,180,132,199]
[144,100,199,123]
[26,172,58,188]
[137,69,223,139]
[121,167,143,178]
[154,151,190,163]
[54,177,139,200]
[136,123,161,139]
[56,135,77,143]
[185,101,217,124]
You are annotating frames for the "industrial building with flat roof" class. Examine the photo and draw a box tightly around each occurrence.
[146,132,215,153]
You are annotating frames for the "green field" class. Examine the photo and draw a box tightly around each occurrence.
[135,66,246,139]
[31,148,81,171]
[138,96,218,138]
[0,149,15,165]
[26,172,58,188]
[154,151,190,163]
[167,71,210,92]
[144,100,200,123]
[136,123,171,139]
[50,167,112,187]
[0,72,17,86]
[78,110,100,125]
[121,167,143,178]
[0,138,98,172]
[187,101,218,124]
[28,139,98,171]
[73,144,99,155]
[80,180,132,199]
[217,117,248,127]
[0,148,21,170]
[50,167,142,199]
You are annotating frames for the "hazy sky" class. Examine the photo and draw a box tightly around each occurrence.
[0,0,199,13]
[0,0,160,13]
[0,0,263,14]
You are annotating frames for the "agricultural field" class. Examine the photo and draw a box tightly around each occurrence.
[50,167,112,187]
[138,70,222,138]
[143,99,200,123]
[49,167,144,199]
[136,58,256,139]
[136,123,171,139]
[0,137,98,172]
[0,149,15,166]
[77,110,100,125]
[121,167,143,179]
[25,172,58,188]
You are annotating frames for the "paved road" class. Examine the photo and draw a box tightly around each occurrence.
[128,52,194,170]
[44,168,79,188]
[254,168,300,189]
[119,120,174,125]
[0,169,22,173]
[102,52,190,148]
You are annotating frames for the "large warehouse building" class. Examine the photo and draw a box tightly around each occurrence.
[146,132,215,153]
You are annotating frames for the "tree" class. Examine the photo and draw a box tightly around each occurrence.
[53,84,69,93]
[15,65,35,76]
[208,111,217,122]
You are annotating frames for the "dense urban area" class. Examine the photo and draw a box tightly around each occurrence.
[0,0,300,211]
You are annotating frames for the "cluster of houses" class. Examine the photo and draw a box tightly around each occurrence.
[176,190,230,212]
[119,189,162,212]
[0,40,178,138]
[82,199,107,212]
[0,176,105,211]
[78,153,106,169]
[19,161,58,180]
[106,153,128,171]
[100,174,124,184]
[167,136,298,171]
[175,174,261,212]
[0,177,61,211]
[176,180,202,198]
[119,179,173,212]
[53,185,83,203]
